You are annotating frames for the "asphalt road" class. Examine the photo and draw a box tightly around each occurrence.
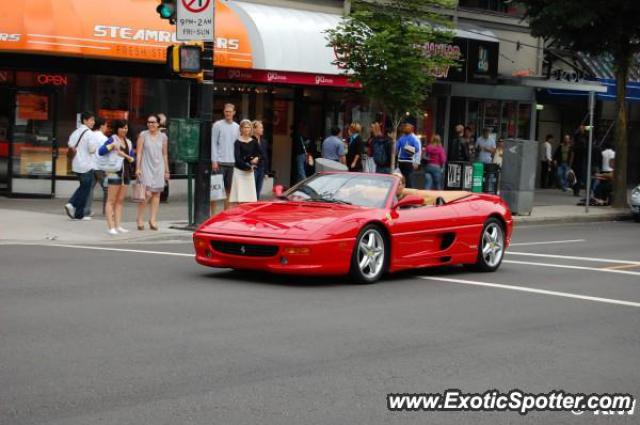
[1,221,639,425]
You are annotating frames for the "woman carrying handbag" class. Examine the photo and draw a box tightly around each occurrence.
[229,119,262,206]
[135,114,169,231]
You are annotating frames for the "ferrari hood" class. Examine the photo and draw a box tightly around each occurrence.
[199,201,363,240]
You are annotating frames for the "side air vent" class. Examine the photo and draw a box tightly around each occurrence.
[440,233,456,250]
[439,256,452,263]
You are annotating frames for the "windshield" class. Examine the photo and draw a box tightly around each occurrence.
[285,173,395,209]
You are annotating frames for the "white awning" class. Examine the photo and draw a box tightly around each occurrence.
[229,1,344,75]
[455,24,499,43]
[518,78,607,93]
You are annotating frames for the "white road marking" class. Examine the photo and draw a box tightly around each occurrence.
[509,239,586,247]
[503,260,640,277]
[420,276,640,308]
[507,251,640,266]
[49,244,193,257]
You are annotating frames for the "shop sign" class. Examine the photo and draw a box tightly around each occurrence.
[425,42,463,79]
[0,70,14,84]
[36,74,68,86]
[467,39,498,83]
[98,109,129,120]
[217,68,362,89]
[551,68,584,83]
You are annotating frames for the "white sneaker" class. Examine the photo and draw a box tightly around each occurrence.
[81,216,92,221]
[64,203,75,219]
[117,227,129,233]
[107,228,118,235]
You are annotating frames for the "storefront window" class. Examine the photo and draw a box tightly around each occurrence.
[518,103,532,139]
[501,101,517,138]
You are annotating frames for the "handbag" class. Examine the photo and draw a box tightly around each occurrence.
[421,147,430,165]
[402,144,416,157]
[67,129,90,161]
[131,181,146,203]
[210,173,226,201]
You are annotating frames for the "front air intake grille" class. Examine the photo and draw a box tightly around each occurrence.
[211,241,279,257]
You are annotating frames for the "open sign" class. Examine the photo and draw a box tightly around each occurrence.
[37,74,68,86]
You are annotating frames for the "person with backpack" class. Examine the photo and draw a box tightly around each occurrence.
[321,126,346,165]
[64,111,95,220]
[396,123,421,188]
[370,123,392,174]
[97,119,135,235]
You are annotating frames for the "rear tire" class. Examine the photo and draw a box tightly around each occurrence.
[350,225,388,284]
[473,217,505,272]
[634,214,640,223]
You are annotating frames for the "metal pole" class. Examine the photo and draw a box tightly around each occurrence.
[193,41,214,226]
[187,163,193,225]
[585,91,595,213]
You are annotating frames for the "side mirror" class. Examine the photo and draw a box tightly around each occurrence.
[273,184,286,198]
[395,194,424,209]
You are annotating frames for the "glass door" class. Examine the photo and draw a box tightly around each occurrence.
[10,89,56,197]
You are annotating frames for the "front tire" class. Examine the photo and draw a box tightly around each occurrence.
[350,225,388,284]
[473,217,506,272]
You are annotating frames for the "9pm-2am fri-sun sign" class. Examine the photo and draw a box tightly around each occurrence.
[177,0,215,42]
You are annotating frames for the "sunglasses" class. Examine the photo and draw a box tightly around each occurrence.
[147,121,158,124]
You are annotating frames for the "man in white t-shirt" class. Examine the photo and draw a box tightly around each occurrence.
[211,103,240,214]
[591,143,615,200]
[601,145,615,172]
[64,111,95,220]
[540,134,553,188]
[475,127,496,164]
[83,117,109,217]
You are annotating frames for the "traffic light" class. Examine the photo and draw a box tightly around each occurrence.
[167,44,204,80]
[156,0,176,23]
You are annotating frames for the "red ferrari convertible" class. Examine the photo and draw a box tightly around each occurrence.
[193,172,513,283]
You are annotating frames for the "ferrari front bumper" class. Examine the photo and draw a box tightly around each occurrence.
[193,232,355,276]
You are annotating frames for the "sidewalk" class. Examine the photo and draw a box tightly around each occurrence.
[516,188,630,224]
[0,190,632,244]
[0,197,194,245]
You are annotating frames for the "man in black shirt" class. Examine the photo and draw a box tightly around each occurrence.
[448,124,470,162]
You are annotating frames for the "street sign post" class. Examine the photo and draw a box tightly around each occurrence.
[176,0,215,42]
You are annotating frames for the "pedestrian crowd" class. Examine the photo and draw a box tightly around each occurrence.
[63,105,616,233]
[541,124,616,206]
[64,111,170,235]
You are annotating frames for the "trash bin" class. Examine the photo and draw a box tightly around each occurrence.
[483,163,501,195]
[472,162,484,193]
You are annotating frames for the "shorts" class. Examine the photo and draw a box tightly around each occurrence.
[106,173,131,186]
[219,163,234,193]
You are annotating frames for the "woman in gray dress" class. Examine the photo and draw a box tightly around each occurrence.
[135,114,169,230]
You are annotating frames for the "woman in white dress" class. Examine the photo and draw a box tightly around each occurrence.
[229,119,262,206]
[135,114,169,230]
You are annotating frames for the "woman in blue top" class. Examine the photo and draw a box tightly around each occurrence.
[395,123,421,188]
[97,119,135,235]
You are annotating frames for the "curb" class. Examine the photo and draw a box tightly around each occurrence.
[513,212,632,225]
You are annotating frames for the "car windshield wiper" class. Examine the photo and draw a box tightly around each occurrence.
[312,197,352,205]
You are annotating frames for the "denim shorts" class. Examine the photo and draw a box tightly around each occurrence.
[106,173,130,186]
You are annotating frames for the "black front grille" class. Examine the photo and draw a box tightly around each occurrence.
[211,241,279,257]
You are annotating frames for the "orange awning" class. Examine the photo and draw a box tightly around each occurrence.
[0,0,253,68]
